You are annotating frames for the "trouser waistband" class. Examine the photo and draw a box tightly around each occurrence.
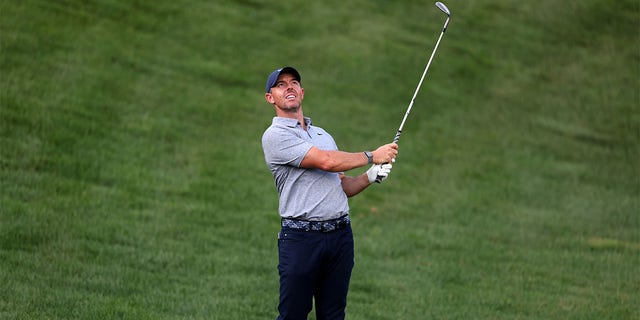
[281,215,350,233]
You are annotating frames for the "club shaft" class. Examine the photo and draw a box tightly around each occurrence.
[393,16,450,144]
[375,12,450,184]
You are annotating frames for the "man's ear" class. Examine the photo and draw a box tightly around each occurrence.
[265,92,274,104]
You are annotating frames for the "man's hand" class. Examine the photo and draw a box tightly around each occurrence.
[366,163,393,184]
[372,143,398,164]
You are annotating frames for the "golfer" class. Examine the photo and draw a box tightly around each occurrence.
[261,66,398,320]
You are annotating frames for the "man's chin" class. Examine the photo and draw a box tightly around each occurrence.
[279,104,301,112]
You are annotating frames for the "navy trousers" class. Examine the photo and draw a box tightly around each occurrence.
[276,226,354,320]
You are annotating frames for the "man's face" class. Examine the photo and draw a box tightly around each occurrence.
[265,73,304,113]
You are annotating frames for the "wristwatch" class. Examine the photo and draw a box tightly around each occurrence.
[364,151,373,164]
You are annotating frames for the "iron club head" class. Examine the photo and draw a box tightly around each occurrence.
[435,2,451,16]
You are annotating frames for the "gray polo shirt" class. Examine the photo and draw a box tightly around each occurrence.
[262,116,349,221]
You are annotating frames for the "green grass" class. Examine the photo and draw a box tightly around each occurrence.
[1,0,638,319]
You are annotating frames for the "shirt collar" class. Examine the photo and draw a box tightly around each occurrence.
[272,116,312,128]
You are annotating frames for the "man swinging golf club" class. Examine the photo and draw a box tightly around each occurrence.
[262,2,451,318]
[261,66,398,319]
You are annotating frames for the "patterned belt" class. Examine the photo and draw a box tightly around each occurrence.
[281,215,351,233]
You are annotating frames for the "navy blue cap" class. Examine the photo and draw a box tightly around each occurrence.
[265,66,301,93]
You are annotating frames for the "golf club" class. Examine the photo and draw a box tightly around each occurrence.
[376,1,451,183]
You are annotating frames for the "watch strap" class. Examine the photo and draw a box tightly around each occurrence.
[364,151,373,164]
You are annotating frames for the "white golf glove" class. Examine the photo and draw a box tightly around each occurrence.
[366,163,393,184]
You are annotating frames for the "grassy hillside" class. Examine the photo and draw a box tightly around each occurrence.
[1,0,638,319]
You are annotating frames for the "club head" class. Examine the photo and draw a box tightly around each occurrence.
[435,2,450,16]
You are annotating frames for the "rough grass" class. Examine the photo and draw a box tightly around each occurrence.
[1,0,638,319]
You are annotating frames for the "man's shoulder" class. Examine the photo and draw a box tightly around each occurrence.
[262,119,296,146]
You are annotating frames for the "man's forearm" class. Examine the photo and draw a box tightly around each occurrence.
[301,149,369,172]
[301,143,398,172]
[340,173,371,197]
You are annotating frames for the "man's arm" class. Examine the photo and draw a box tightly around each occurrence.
[300,148,368,172]
[339,173,371,197]
[340,163,394,197]
[300,143,398,172]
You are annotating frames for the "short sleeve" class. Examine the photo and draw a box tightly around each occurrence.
[262,126,313,168]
